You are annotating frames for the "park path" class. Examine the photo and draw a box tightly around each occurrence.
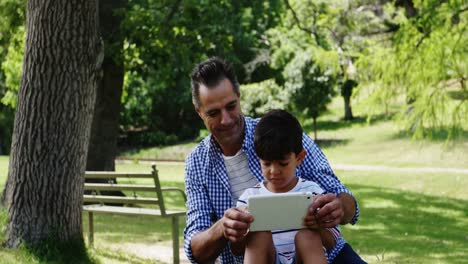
[108,243,190,264]
[117,159,468,174]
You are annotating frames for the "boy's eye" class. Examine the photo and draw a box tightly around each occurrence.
[279,162,289,166]
[262,161,271,166]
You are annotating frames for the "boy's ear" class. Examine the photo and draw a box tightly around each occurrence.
[296,149,307,166]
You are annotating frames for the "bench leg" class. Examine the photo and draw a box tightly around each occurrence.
[88,212,94,247]
[171,216,179,264]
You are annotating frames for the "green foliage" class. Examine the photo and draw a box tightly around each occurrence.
[0,0,26,107]
[119,0,283,143]
[0,0,26,155]
[283,50,337,120]
[1,25,24,108]
[356,0,467,139]
[240,79,289,118]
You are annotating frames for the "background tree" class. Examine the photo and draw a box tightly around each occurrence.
[283,52,336,140]
[86,0,127,172]
[0,0,26,154]
[356,0,467,139]
[2,0,101,260]
[119,0,282,146]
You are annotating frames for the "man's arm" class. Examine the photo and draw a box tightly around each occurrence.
[190,208,252,263]
[338,192,356,225]
[299,134,360,224]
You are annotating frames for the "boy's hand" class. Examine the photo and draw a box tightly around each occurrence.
[308,193,344,228]
[303,208,320,229]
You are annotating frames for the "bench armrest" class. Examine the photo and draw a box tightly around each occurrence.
[161,187,187,202]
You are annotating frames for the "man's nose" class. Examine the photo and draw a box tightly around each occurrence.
[220,109,232,125]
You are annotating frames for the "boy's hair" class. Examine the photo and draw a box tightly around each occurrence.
[190,57,240,108]
[254,109,303,161]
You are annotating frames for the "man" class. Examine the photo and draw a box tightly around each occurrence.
[184,57,365,264]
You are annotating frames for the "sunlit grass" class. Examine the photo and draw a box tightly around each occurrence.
[1,159,467,263]
[1,96,467,264]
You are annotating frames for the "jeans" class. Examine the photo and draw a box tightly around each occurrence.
[332,243,367,264]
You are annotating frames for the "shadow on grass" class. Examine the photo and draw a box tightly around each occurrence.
[391,128,468,142]
[315,139,350,148]
[303,114,392,133]
[343,184,468,263]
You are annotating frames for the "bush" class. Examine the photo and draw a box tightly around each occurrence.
[240,79,289,118]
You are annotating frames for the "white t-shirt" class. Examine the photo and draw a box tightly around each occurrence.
[223,150,258,205]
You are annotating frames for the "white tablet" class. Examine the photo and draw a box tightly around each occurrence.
[248,192,314,232]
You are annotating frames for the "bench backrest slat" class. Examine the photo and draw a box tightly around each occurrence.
[83,195,159,205]
[84,164,167,215]
[84,183,156,192]
[85,172,153,179]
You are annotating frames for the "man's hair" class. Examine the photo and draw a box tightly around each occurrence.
[190,57,240,108]
[254,109,303,161]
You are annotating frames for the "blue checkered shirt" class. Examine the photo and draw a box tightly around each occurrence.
[184,116,359,264]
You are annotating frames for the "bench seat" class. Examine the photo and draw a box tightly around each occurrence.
[83,204,186,217]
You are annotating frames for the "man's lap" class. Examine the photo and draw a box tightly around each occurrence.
[332,243,367,264]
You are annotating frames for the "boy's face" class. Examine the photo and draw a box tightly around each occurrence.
[260,150,306,193]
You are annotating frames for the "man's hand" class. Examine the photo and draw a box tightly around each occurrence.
[222,207,253,243]
[191,207,253,262]
[306,193,345,228]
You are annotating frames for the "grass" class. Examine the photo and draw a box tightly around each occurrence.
[1,98,467,263]
[1,160,467,263]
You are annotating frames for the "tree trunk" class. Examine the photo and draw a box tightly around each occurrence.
[2,0,101,248]
[341,79,357,121]
[86,0,126,172]
[85,0,127,198]
[343,95,354,121]
[313,117,317,141]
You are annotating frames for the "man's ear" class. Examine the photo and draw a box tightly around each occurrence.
[296,149,307,166]
[195,106,202,118]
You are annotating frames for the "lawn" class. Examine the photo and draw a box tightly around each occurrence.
[1,159,467,263]
[1,99,467,263]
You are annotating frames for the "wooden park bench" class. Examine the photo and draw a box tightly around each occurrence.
[83,164,186,264]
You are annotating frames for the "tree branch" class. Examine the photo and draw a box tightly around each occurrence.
[163,0,182,25]
[282,0,321,46]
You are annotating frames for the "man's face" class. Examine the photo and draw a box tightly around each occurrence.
[196,78,244,154]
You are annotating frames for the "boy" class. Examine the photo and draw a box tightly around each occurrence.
[237,109,344,264]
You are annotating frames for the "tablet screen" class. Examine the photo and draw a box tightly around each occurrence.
[248,192,313,232]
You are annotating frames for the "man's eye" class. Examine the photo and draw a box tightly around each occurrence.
[207,111,218,117]
[226,103,236,110]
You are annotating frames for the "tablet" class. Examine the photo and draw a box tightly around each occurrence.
[248,192,313,232]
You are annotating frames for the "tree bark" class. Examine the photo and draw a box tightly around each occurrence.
[86,0,126,172]
[341,79,357,121]
[2,0,101,248]
[84,0,127,198]
[313,117,317,141]
[343,95,354,121]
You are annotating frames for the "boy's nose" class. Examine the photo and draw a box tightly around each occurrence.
[270,165,280,174]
